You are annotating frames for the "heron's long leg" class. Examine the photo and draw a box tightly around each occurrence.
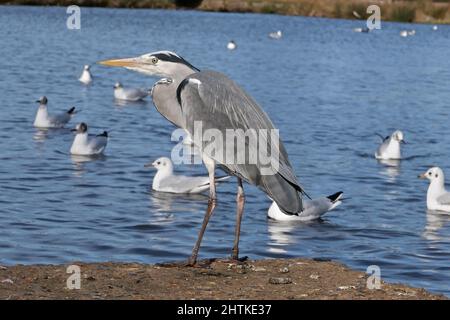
[231,178,245,260]
[188,165,216,266]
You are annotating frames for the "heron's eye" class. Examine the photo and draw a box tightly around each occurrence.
[151,57,158,64]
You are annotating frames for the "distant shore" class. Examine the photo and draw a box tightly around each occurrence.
[1,0,450,24]
[0,258,446,299]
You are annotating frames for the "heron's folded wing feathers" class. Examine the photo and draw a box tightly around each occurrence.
[178,71,303,213]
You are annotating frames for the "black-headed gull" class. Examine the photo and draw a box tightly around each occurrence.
[79,65,92,85]
[34,96,76,128]
[268,192,343,222]
[145,157,229,194]
[419,167,450,213]
[375,130,405,160]
[70,122,108,155]
[114,82,149,101]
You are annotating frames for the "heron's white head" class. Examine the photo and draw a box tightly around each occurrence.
[144,157,174,174]
[71,122,88,134]
[391,130,405,143]
[99,51,199,79]
[419,167,445,183]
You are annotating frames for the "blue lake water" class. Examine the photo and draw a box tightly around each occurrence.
[0,6,449,296]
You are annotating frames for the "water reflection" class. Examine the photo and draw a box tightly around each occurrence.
[423,210,450,241]
[377,159,401,181]
[149,190,208,213]
[114,99,148,108]
[267,220,296,254]
[33,128,49,143]
[70,154,106,177]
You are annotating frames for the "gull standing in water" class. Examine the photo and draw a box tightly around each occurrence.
[79,65,93,85]
[375,130,406,160]
[268,192,343,222]
[34,96,77,128]
[114,82,149,101]
[419,167,450,213]
[70,122,108,155]
[100,51,307,265]
[145,157,229,194]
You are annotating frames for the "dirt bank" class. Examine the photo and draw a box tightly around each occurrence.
[0,258,445,299]
[1,0,450,24]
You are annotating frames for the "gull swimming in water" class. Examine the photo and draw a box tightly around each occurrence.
[375,130,405,160]
[353,27,370,33]
[419,167,450,213]
[79,65,92,85]
[34,96,77,128]
[70,122,108,155]
[433,25,438,31]
[227,40,237,50]
[400,30,408,37]
[114,82,149,101]
[268,192,343,222]
[145,157,229,194]
[269,30,282,39]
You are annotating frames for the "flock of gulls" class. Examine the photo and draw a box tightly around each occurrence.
[31,26,449,264]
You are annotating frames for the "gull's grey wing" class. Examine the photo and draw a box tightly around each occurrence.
[177,70,303,214]
[122,88,148,101]
[437,192,450,205]
[49,112,71,126]
[376,136,391,155]
[159,175,210,193]
[89,135,108,153]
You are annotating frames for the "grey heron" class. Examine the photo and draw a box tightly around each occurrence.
[100,51,306,265]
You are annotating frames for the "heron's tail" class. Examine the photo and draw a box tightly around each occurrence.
[260,174,303,215]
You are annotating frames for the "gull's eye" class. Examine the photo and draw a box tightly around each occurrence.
[157,161,161,165]
[429,172,432,176]
[436,174,438,178]
[151,57,158,64]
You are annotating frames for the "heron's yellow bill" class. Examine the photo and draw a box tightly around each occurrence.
[98,57,137,67]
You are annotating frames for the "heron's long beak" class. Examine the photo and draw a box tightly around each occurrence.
[98,57,139,68]
[144,161,156,168]
[418,173,427,179]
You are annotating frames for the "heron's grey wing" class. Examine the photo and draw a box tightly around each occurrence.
[437,192,450,205]
[178,71,303,214]
[159,175,210,193]
[124,88,148,100]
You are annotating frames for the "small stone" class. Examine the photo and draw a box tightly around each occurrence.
[309,274,320,280]
[279,267,289,273]
[338,285,356,290]
[269,277,292,285]
[1,278,14,284]
[251,267,266,272]
[0,266,7,270]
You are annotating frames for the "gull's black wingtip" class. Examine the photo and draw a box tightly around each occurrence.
[327,191,344,202]
[97,131,108,137]
[67,107,76,114]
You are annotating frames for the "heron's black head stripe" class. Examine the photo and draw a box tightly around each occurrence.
[153,53,200,72]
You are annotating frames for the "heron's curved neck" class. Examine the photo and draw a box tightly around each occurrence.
[152,76,192,129]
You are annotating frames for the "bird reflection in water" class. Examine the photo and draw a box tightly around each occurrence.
[423,210,450,242]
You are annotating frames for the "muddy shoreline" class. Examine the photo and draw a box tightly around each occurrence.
[0,258,446,299]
